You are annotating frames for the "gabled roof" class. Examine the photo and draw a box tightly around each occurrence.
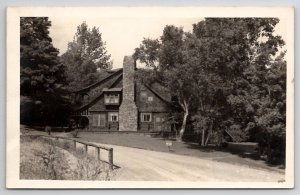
[74,70,123,112]
[74,68,171,112]
[74,68,123,94]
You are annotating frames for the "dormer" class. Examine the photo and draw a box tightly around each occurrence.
[103,88,122,105]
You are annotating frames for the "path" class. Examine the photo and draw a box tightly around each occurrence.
[97,143,284,182]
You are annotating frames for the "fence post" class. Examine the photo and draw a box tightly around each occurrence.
[85,144,88,153]
[97,147,100,161]
[109,148,113,170]
[73,140,76,149]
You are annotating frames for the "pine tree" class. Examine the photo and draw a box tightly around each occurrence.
[20,17,71,126]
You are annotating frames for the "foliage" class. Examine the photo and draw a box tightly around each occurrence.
[45,126,51,135]
[20,17,72,126]
[133,38,161,69]
[61,22,112,91]
[70,129,80,138]
[134,18,286,163]
[20,136,112,180]
[20,136,70,180]
[20,17,67,95]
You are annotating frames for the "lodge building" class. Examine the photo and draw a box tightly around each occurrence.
[71,56,172,132]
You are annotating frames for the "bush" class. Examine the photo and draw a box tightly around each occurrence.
[72,156,111,180]
[45,126,51,135]
[20,136,113,180]
[20,137,70,180]
[70,129,79,138]
[255,128,286,164]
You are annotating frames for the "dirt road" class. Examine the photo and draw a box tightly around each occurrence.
[95,143,284,182]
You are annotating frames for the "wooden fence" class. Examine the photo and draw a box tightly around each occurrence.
[27,134,114,170]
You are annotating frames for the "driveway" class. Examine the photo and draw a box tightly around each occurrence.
[95,143,284,182]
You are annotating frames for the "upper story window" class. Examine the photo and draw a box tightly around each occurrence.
[141,113,152,122]
[147,96,153,102]
[104,93,120,105]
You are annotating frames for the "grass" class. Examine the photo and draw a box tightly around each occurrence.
[20,135,115,180]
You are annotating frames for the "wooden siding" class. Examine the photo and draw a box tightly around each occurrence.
[136,82,170,113]
[139,112,170,132]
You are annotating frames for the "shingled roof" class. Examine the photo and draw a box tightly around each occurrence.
[74,68,171,112]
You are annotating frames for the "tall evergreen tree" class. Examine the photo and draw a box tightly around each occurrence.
[20,17,66,95]
[20,17,71,126]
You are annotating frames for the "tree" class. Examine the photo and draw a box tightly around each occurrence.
[21,17,66,96]
[20,17,71,126]
[134,26,200,141]
[192,18,286,161]
[134,18,286,161]
[133,38,161,69]
[61,22,112,91]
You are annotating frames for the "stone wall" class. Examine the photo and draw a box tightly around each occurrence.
[118,56,138,131]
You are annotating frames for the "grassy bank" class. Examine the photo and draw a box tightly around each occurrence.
[20,135,115,180]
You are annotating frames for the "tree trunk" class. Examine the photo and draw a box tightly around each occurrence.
[179,111,188,141]
[177,97,190,141]
[204,132,211,146]
[201,129,205,146]
[204,120,213,146]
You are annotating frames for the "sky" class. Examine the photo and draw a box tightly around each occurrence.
[49,17,203,69]
[49,17,287,69]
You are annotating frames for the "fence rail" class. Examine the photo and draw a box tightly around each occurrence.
[25,134,114,170]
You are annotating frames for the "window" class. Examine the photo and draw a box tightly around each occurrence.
[108,112,118,122]
[147,96,153,102]
[105,94,119,104]
[92,114,106,127]
[141,113,152,122]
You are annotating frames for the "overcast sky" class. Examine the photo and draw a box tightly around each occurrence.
[49,17,286,69]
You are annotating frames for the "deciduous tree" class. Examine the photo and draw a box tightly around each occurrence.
[61,22,112,91]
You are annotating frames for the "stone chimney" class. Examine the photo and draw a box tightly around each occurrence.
[119,56,138,131]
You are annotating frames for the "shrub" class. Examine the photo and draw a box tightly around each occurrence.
[72,156,110,180]
[45,126,51,135]
[254,127,286,164]
[20,137,70,180]
[70,129,79,138]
